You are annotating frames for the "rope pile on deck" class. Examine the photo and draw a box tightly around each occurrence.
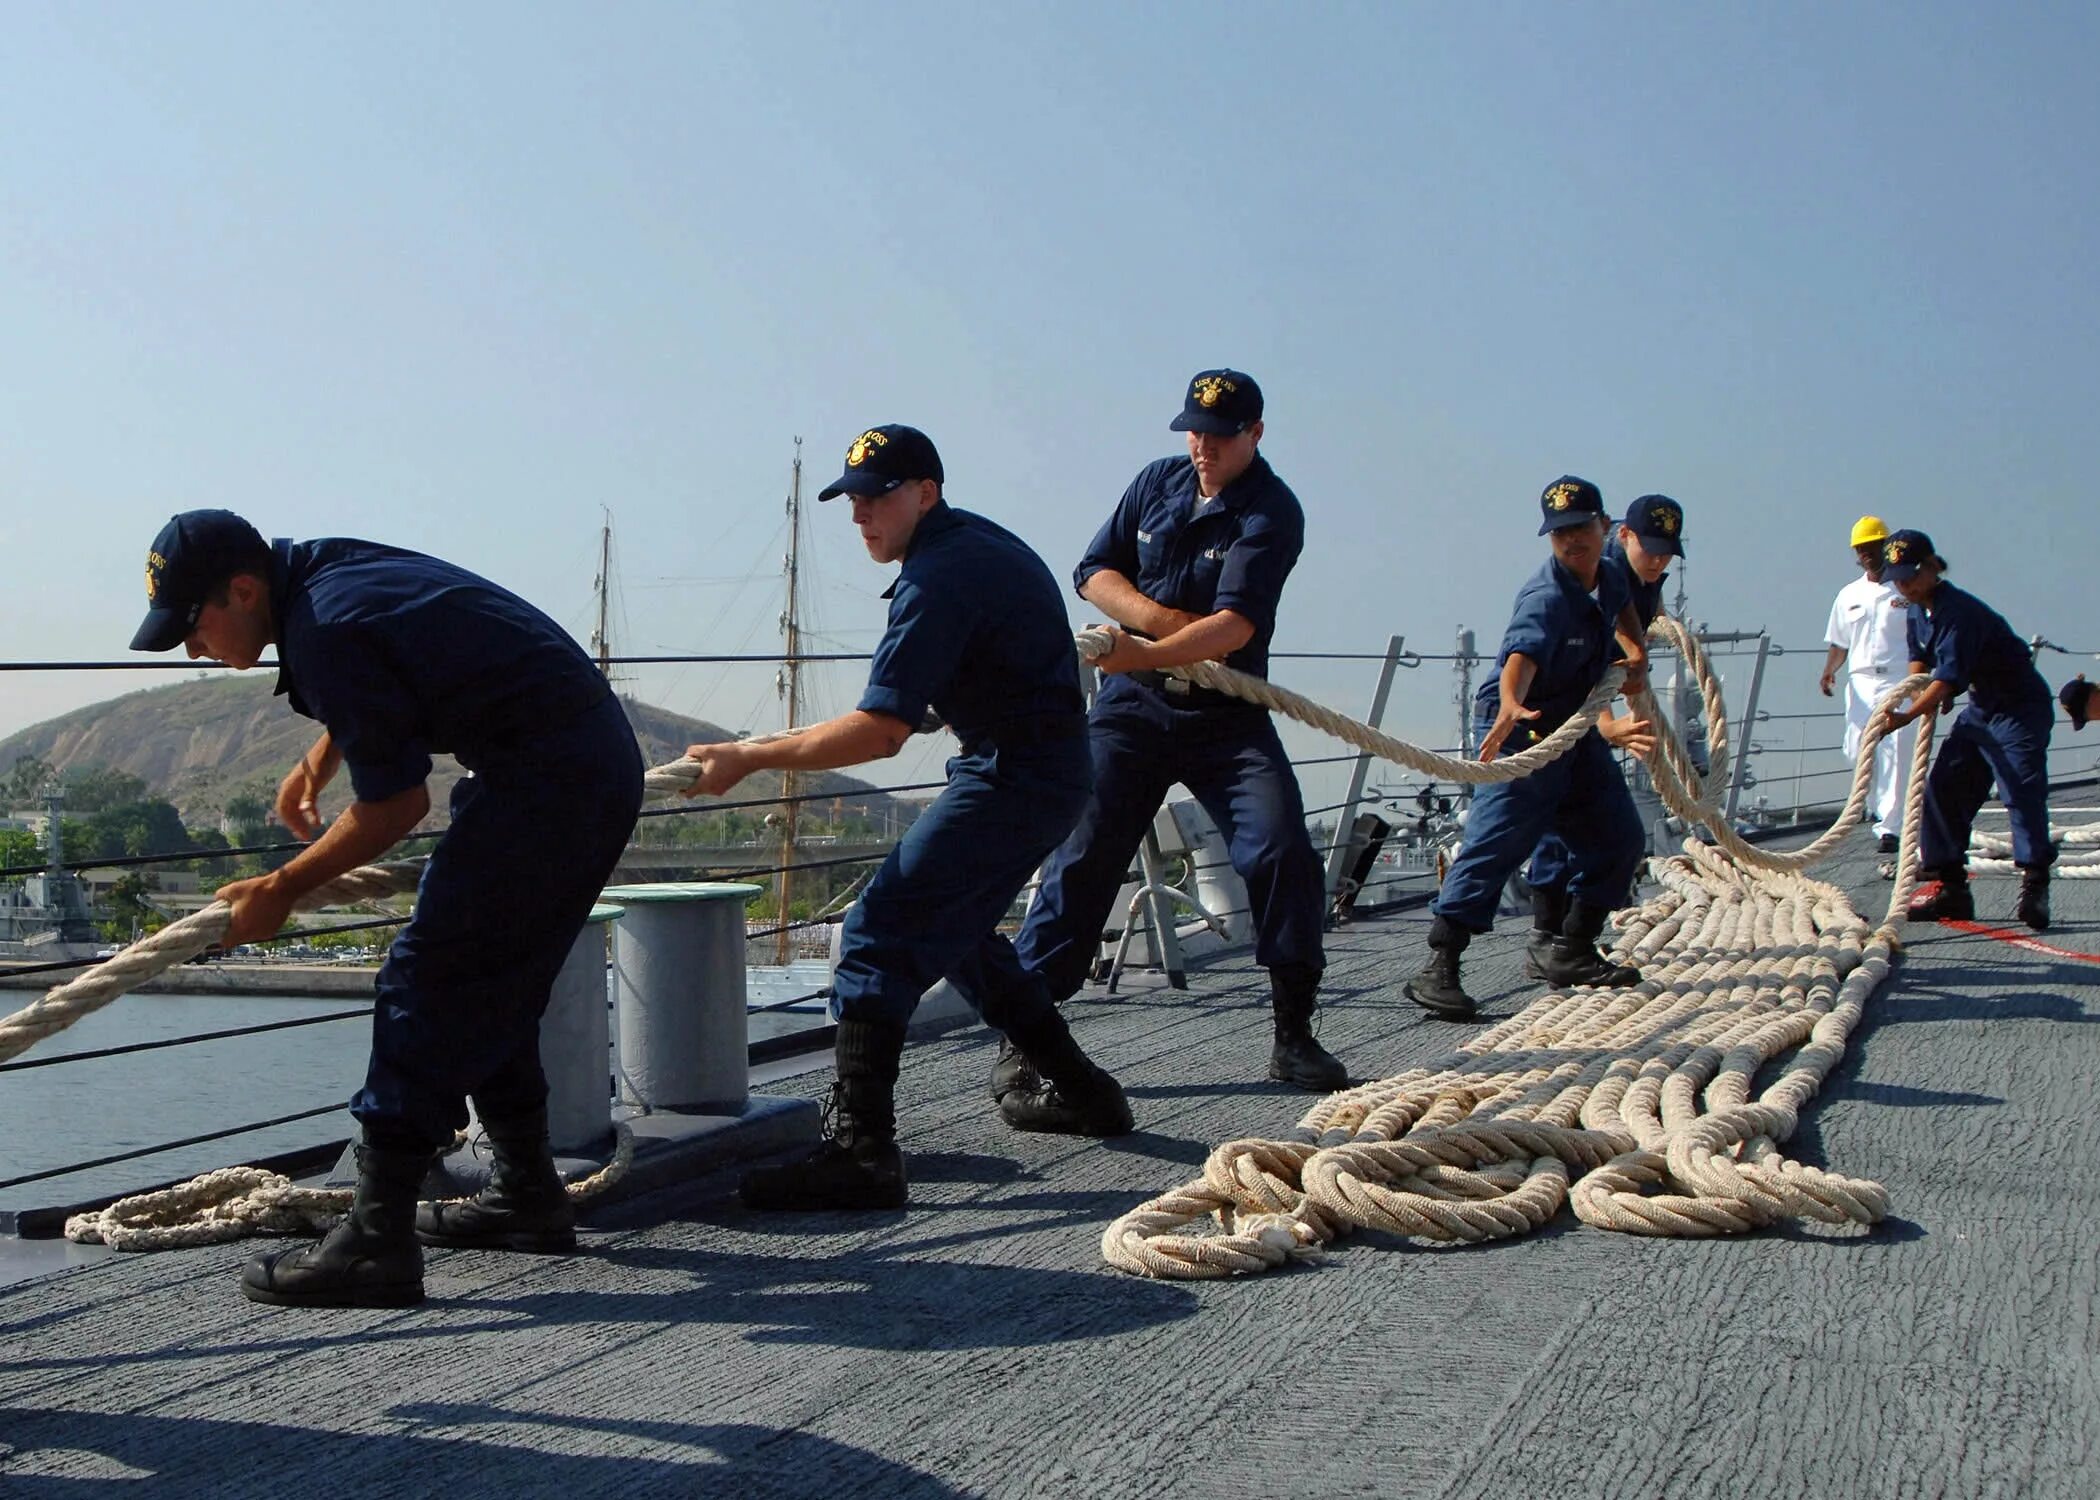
[1100,619,1947,1278]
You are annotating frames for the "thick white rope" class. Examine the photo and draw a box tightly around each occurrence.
[1073,626,1627,787]
[13,749,737,1247]
[1102,619,1946,1278]
[63,1121,637,1251]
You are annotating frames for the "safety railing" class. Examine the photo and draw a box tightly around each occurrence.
[6,632,2096,1224]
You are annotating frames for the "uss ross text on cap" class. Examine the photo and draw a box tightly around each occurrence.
[1168,369,1263,435]
[1624,494,1686,558]
[816,425,945,502]
[130,509,270,653]
[1537,476,1606,535]
[1880,529,1945,583]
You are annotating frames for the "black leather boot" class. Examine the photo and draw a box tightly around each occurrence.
[1906,867,1975,922]
[1404,918,1476,1019]
[988,1035,1043,1103]
[416,1104,576,1253]
[1265,963,1349,1091]
[2016,863,2051,932]
[1539,901,1641,989]
[1522,885,1568,981]
[996,1007,1134,1136]
[740,1019,908,1211]
[241,1139,430,1308]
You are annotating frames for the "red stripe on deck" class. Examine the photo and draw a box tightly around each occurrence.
[1939,919,2100,964]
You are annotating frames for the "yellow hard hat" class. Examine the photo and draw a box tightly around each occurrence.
[1849,515,1889,548]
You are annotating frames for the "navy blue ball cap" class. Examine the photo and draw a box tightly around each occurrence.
[1537,475,1606,535]
[1624,493,1687,557]
[2062,675,2092,732]
[1169,369,1263,435]
[1881,528,1944,583]
[130,509,270,652]
[816,424,944,502]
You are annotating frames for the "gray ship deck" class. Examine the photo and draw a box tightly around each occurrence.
[3,830,2096,1498]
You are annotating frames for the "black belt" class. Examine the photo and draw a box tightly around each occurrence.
[961,713,1086,755]
[1124,668,1240,707]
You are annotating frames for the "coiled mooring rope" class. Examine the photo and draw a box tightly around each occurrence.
[1098,619,1948,1278]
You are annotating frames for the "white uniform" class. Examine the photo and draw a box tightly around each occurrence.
[1824,574,1915,838]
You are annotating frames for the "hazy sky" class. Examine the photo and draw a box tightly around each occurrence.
[4,2,2096,809]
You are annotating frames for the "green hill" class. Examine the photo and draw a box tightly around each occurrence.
[0,675,906,828]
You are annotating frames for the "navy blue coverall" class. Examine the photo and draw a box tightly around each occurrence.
[1525,536,1663,893]
[269,538,644,1152]
[830,502,1094,1030]
[997,452,1326,1004]
[1907,582,2055,870]
[1435,554,1644,933]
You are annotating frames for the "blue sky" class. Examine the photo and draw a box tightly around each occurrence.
[3,2,2095,808]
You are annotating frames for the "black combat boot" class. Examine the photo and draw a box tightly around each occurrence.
[1265,963,1349,1091]
[988,1035,1042,1103]
[1906,867,1975,922]
[1539,901,1642,989]
[240,1139,430,1308]
[1404,918,1476,1019]
[2015,863,2051,933]
[740,1019,908,1211]
[996,1007,1135,1136]
[416,1104,575,1253]
[1522,885,1568,981]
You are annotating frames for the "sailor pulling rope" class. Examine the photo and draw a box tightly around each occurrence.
[6,625,2046,1264]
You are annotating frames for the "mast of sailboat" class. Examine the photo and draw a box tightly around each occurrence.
[590,508,615,681]
[774,439,804,964]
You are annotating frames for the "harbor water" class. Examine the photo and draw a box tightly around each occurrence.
[0,961,832,1216]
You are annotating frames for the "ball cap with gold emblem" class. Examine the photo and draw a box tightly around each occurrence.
[1536,475,1606,535]
[816,424,945,502]
[129,509,270,652]
[1879,528,1946,584]
[1168,368,1263,435]
[1624,493,1687,558]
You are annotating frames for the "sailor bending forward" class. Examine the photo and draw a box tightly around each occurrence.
[1881,529,2056,932]
[1404,477,1651,1020]
[129,510,644,1309]
[1519,493,1677,980]
[683,425,1132,1215]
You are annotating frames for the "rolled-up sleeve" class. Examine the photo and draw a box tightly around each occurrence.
[858,576,974,729]
[1210,502,1302,635]
[1500,581,1556,663]
[296,623,433,803]
[1929,604,1974,694]
[1073,468,1152,596]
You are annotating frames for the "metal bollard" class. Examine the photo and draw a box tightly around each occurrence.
[604,882,764,1113]
[536,903,625,1155]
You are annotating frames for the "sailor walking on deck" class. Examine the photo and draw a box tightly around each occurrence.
[1404,477,1651,1020]
[682,425,1131,1215]
[128,510,645,1309]
[967,369,1350,1095]
[1881,529,2057,931]
[1820,514,1916,853]
[1519,493,1676,980]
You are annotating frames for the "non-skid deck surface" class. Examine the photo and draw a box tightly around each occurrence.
[2,832,2096,1498]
